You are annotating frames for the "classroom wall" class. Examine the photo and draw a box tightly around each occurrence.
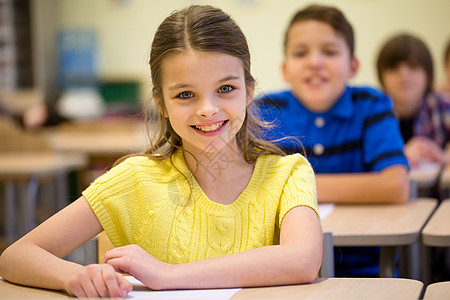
[56,0,450,98]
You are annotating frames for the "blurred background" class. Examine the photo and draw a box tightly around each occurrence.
[1,0,449,109]
[0,0,449,261]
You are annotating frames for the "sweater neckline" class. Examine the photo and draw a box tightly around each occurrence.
[171,148,264,215]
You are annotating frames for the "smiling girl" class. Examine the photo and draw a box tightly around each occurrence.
[0,5,322,298]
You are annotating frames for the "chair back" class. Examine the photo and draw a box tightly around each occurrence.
[97,231,115,263]
[319,232,335,277]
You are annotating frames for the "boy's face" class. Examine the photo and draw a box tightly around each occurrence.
[282,20,358,112]
[381,62,427,119]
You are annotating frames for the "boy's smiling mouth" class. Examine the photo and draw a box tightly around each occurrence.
[306,76,327,85]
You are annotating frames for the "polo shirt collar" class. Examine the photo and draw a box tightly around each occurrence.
[327,86,354,119]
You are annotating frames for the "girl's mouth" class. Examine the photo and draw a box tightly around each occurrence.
[191,120,228,132]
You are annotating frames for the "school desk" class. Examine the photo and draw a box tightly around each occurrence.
[321,198,437,278]
[0,276,424,300]
[41,119,148,190]
[43,119,147,164]
[421,199,450,286]
[422,198,450,247]
[0,152,87,237]
[423,281,450,300]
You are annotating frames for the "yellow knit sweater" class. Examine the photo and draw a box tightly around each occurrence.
[83,149,318,264]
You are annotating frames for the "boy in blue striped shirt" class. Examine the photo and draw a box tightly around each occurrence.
[257,4,410,277]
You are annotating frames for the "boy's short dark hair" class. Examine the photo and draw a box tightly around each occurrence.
[376,34,434,94]
[284,4,355,57]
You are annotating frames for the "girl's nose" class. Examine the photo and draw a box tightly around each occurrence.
[397,64,411,76]
[197,97,219,118]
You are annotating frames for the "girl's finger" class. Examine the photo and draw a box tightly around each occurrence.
[117,273,133,297]
[102,266,124,298]
[103,246,127,263]
[79,276,100,298]
[105,257,129,274]
[91,269,110,297]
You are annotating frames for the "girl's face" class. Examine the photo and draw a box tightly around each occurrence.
[157,50,251,156]
[282,20,358,112]
[381,62,428,118]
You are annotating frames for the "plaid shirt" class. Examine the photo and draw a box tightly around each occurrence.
[415,91,450,147]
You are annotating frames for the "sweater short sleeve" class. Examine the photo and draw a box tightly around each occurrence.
[278,155,318,228]
[82,156,144,246]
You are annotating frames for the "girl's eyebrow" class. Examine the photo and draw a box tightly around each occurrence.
[168,75,241,90]
[168,83,191,91]
[218,75,241,83]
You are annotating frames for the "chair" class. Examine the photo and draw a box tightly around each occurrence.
[97,231,114,263]
[320,232,335,277]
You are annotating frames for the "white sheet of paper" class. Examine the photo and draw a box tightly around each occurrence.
[125,276,241,299]
[413,161,441,172]
[318,203,335,220]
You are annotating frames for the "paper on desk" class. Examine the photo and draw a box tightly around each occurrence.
[318,203,335,220]
[125,276,241,299]
[412,161,441,172]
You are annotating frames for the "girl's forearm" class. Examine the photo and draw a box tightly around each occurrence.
[0,241,83,291]
[161,243,320,290]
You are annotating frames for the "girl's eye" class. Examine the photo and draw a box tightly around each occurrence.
[177,91,194,99]
[218,85,234,93]
[293,51,306,57]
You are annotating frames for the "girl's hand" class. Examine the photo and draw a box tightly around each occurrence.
[405,136,446,167]
[64,263,132,298]
[104,244,173,290]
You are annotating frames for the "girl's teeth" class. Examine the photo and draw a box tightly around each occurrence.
[195,121,225,132]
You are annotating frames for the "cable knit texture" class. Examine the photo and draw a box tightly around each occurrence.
[83,148,318,264]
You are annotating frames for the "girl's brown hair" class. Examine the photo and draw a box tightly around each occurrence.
[376,34,434,95]
[144,5,284,162]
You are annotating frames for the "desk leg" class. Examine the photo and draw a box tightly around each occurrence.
[379,246,397,277]
[4,181,16,238]
[55,171,68,210]
[399,243,420,279]
[18,178,39,236]
[420,244,432,285]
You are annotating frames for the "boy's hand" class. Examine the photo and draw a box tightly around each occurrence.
[64,263,132,298]
[104,244,173,290]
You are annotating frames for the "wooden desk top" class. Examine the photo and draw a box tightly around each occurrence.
[423,281,450,300]
[0,277,423,300]
[321,198,437,246]
[0,152,87,180]
[422,199,450,247]
[43,119,148,156]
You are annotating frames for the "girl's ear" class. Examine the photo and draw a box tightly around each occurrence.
[246,84,255,106]
[154,91,168,118]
